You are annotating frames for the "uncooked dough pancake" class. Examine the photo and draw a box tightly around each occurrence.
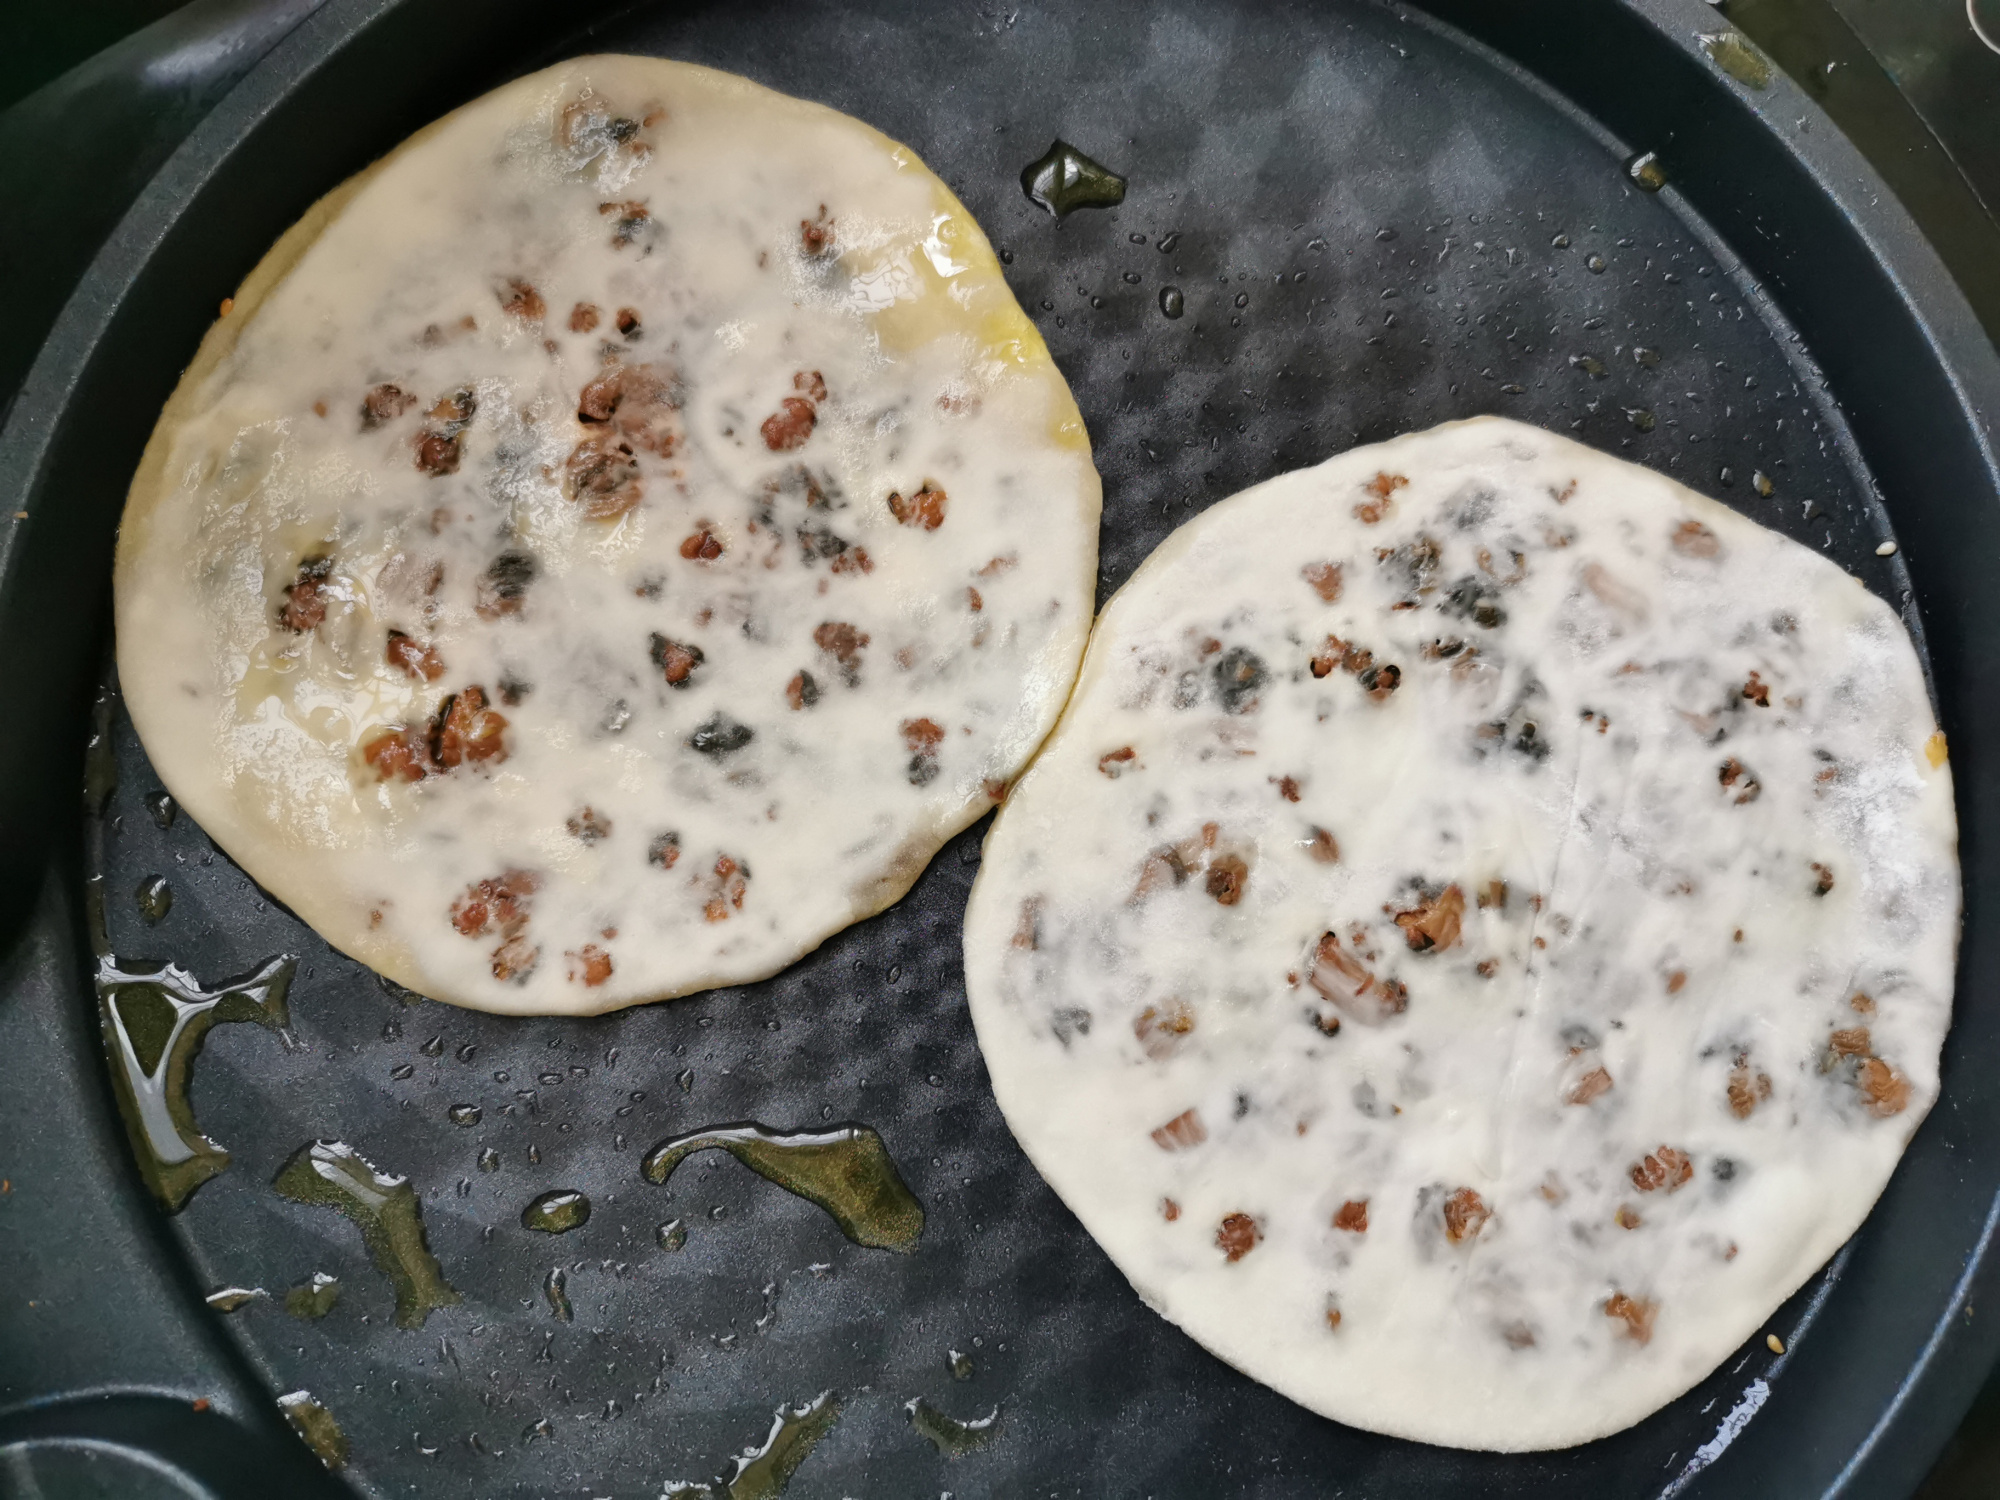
[963,416,1956,1450]
[117,56,1099,1014]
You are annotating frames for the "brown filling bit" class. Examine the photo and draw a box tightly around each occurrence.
[1151,1108,1206,1151]
[1308,931,1407,1025]
[361,725,430,783]
[1566,1066,1613,1105]
[648,634,704,688]
[430,686,509,769]
[1394,884,1465,953]
[793,370,828,403]
[1216,1212,1262,1262]
[1012,897,1043,951]
[1811,861,1835,896]
[1476,879,1507,909]
[1442,1187,1490,1243]
[1718,757,1761,804]
[566,807,613,844]
[786,671,821,710]
[1727,1053,1774,1118]
[415,389,476,477]
[1306,827,1340,864]
[565,435,644,519]
[829,547,874,575]
[615,306,642,338]
[888,484,949,530]
[1742,671,1771,707]
[1359,663,1401,701]
[1301,561,1343,601]
[450,868,537,938]
[1206,854,1249,906]
[813,620,870,685]
[679,523,725,561]
[647,831,682,869]
[1099,746,1138,778]
[491,935,540,983]
[1666,969,1688,995]
[385,630,445,682]
[1272,775,1302,802]
[1670,519,1721,558]
[476,550,536,619]
[800,204,835,256]
[569,301,601,333]
[1860,1057,1911,1117]
[1332,1199,1369,1233]
[1614,1205,1644,1230]
[1134,1001,1196,1061]
[702,854,751,922]
[360,383,415,429]
[1161,1198,1180,1222]
[1828,1026,1872,1059]
[277,554,332,632]
[761,396,817,452]
[566,944,613,987]
[901,717,945,787]
[498,278,544,322]
[1353,471,1408,525]
[577,363,682,454]
[600,198,652,247]
[1604,1292,1657,1344]
[1308,633,1381,683]
[1629,1145,1693,1193]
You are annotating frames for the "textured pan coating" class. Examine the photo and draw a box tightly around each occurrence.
[115,55,1099,1014]
[964,417,1957,1450]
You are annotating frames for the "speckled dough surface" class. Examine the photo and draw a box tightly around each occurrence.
[116,55,1099,1014]
[963,416,1957,1451]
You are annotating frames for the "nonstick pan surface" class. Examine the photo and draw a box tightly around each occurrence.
[8,0,2000,1497]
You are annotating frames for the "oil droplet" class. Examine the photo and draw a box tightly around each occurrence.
[1752,470,1776,497]
[1551,233,1572,248]
[205,1286,266,1312]
[1569,354,1607,380]
[477,1147,501,1173]
[544,1265,573,1322]
[1626,408,1657,433]
[1374,227,1397,242]
[1586,253,1607,274]
[83,687,118,815]
[948,1348,975,1380]
[1702,31,1772,89]
[1719,466,1736,488]
[642,1123,924,1252]
[420,1034,444,1057]
[658,1218,688,1251]
[278,1391,348,1471]
[522,1189,591,1234]
[272,1139,460,1328]
[1626,151,1668,192]
[146,790,177,829]
[135,876,173,924]
[679,1068,696,1093]
[527,1143,541,1163]
[1633,346,1661,368]
[456,1043,477,1062]
[1158,232,1180,254]
[1233,292,1249,309]
[905,1397,1002,1458]
[1121,271,1141,285]
[709,1204,729,1220]
[1159,286,1185,319]
[390,1063,415,1081]
[1019,140,1126,217]
[449,1103,483,1127]
[97,953,295,1211]
[662,1391,844,1500]
[285,1272,341,1321]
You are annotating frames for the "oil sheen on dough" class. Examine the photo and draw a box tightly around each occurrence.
[116,56,1099,1014]
[963,417,1957,1450]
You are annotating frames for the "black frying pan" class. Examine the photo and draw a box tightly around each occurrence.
[3,1,1999,1496]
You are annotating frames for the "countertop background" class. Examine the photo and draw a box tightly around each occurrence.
[0,1,1995,1494]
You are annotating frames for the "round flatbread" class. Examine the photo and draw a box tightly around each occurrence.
[962,416,1957,1450]
[117,55,1099,1014]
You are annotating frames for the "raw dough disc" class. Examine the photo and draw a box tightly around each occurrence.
[962,416,1957,1450]
[117,55,1099,1014]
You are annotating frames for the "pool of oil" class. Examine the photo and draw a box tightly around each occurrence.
[82,0,1912,1495]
